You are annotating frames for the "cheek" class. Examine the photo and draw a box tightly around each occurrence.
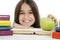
[19,15,24,19]
[30,15,35,21]
[19,15,24,22]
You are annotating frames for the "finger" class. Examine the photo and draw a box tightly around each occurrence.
[54,20,58,25]
[48,14,54,19]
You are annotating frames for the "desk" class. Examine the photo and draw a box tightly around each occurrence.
[0,34,59,40]
[0,28,60,40]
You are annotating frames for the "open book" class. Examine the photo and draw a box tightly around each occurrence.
[11,28,53,36]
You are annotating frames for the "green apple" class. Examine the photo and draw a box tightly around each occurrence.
[40,18,55,31]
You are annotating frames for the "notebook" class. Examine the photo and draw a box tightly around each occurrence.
[12,28,52,36]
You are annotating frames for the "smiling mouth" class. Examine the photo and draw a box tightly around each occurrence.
[23,20,31,23]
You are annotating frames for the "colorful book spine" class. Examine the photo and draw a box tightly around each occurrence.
[0,27,12,31]
[0,15,13,36]
[0,30,13,36]
[55,26,60,32]
[0,21,11,26]
[0,15,10,20]
[52,32,60,39]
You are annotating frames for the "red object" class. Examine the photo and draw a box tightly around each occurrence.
[0,30,13,36]
[52,32,60,39]
[0,15,10,20]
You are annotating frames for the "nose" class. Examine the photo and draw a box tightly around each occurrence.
[24,13,29,19]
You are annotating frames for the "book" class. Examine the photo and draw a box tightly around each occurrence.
[0,21,11,26]
[52,32,60,39]
[0,30,13,36]
[0,26,10,27]
[55,26,60,32]
[12,28,52,36]
[0,27,12,31]
[0,15,10,20]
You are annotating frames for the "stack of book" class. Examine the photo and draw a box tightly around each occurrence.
[52,26,60,39]
[0,15,13,36]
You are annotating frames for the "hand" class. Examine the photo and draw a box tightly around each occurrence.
[47,14,58,26]
[13,22,33,29]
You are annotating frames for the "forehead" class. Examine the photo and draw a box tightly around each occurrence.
[21,3,32,10]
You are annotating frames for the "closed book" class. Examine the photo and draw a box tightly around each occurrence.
[0,21,11,26]
[0,30,13,36]
[0,15,10,20]
[52,32,60,39]
[0,27,12,31]
[55,26,60,32]
[0,26,10,27]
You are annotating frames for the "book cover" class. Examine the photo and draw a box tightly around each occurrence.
[0,27,12,31]
[0,30,13,36]
[0,21,11,26]
[0,15,10,20]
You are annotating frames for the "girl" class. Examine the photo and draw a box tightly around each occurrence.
[13,0,40,29]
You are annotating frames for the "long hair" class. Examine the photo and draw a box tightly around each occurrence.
[14,0,40,28]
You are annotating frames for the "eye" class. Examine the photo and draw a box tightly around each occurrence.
[20,12,24,14]
[29,11,33,14]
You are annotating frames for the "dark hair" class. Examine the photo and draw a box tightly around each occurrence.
[14,0,40,28]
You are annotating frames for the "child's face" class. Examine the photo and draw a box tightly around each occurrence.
[19,3,35,27]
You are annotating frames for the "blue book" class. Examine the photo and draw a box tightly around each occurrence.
[55,26,60,32]
[0,27,12,31]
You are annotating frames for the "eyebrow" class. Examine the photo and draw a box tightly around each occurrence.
[20,10,32,12]
[29,10,32,11]
[20,10,23,12]
[20,9,32,11]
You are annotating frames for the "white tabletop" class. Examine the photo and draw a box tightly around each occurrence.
[0,34,60,40]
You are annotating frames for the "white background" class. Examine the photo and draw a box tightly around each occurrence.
[0,0,60,40]
[0,0,60,22]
